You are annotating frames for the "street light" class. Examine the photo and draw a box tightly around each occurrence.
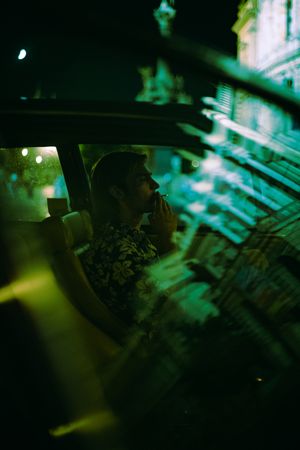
[17,49,27,60]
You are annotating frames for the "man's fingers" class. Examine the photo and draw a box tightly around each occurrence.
[162,197,172,214]
[155,194,174,217]
[161,197,168,212]
[156,194,163,213]
[166,201,173,213]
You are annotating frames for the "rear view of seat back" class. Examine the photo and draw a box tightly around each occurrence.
[42,210,92,255]
[41,210,127,344]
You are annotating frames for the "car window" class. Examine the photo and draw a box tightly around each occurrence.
[79,142,297,237]
[0,146,69,221]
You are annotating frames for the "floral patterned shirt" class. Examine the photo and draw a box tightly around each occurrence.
[80,222,159,325]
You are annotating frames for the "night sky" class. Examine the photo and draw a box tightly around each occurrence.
[1,0,241,101]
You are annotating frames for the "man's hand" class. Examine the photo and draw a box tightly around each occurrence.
[148,194,177,254]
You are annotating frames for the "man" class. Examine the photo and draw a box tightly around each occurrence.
[81,150,177,325]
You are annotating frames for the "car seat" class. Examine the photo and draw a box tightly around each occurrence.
[41,210,128,345]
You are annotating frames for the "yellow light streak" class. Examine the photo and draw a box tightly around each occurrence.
[49,411,116,437]
[0,268,56,304]
[0,284,15,304]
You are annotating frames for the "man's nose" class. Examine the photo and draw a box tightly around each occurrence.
[151,177,160,190]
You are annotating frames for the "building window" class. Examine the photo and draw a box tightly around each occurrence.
[286,0,293,40]
[284,78,300,130]
[292,116,300,130]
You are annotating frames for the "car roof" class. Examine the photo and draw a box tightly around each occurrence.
[0,99,209,148]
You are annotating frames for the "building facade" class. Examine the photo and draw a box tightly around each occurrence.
[232,0,300,137]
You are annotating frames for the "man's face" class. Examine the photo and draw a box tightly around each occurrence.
[124,162,160,214]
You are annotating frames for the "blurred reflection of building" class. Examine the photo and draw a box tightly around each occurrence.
[232,0,300,137]
[136,0,192,105]
[135,1,193,212]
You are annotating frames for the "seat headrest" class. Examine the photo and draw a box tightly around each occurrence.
[42,210,93,253]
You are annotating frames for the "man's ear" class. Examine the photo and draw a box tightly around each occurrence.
[109,185,125,201]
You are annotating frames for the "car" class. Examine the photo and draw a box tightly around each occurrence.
[1,30,300,450]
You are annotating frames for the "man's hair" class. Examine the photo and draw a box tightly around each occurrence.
[90,151,147,225]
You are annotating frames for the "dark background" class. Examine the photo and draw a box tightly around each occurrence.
[1,0,240,101]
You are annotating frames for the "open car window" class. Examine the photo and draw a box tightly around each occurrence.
[80,143,207,225]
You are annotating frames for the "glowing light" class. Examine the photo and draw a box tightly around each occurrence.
[224,171,243,185]
[202,155,222,172]
[37,146,57,156]
[256,377,263,382]
[191,160,200,168]
[18,49,27,60]
[36,156,43,164]
[188,202,205,214]
[21,148,28,156]
[43,186,55,198]
[192,181,213,193]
